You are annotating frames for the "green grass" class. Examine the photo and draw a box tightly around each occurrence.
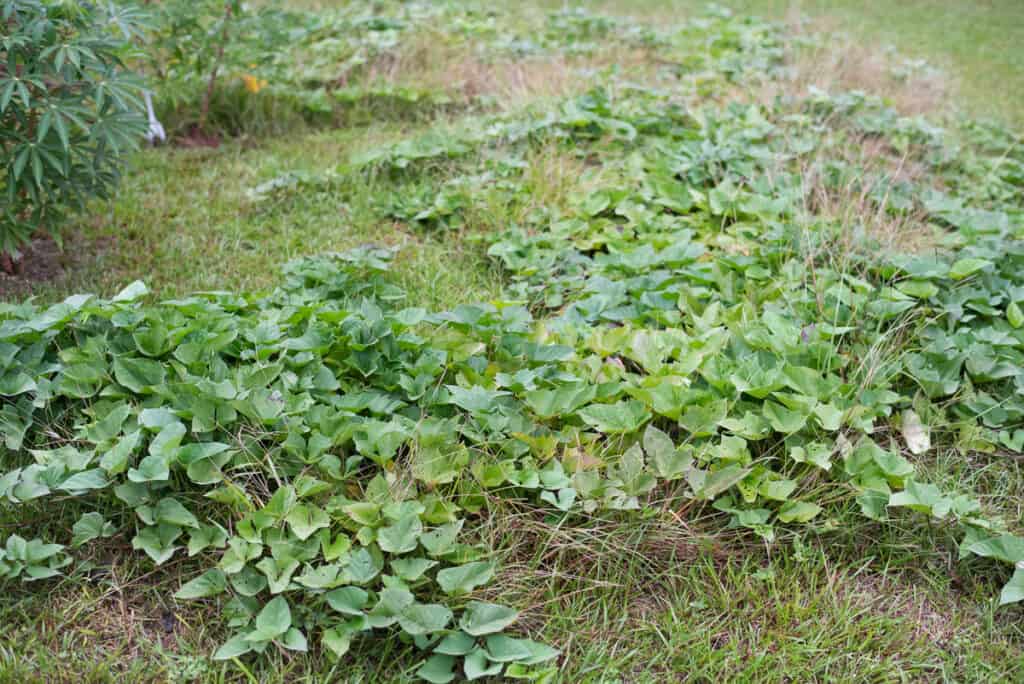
[3,502,1021,682]
[771,0,1024,126]
[30,123,503,311]
[2,2,1024,683]
[476,496,1024,682]
[602,0,1024,127]
[8,0,1022,305]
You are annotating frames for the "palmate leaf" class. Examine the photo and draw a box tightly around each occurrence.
[690,464,751,501]
[464,648,502,680]
[256,557,300,594]
[872,448,915,481]
[679,399,729,437]
[485,635,559,665]
[948,258,992,281]
[346,547,383,584]
[445,384,509,413]
[777,501,822,523]
[967,535,1024,565]
[904,353,963,398]
[326,586,369,615]
[0,370,36,396]
[280,628,308,652]
[286,504,330,541]
[71,512,116,547]
[524,383,596,418]
[434,631,476,656]
[368,586,415,628]
[762,401,807,434]
[112,356,166,393]
[322,627,353,658]
[1008,302,1024,329]
[128,453,170,483]
[294,563,342,589]
[416,655,456,684]
[888,480,952,518]
[212,634,252,661]
[420,521,463,557]
[411,444,469,486]
[391,557,438,581]
[252,596,292,640]
[0,0,146,257]
[188,524,228,557]
[610,444,657,496]
[642,424,692,480]
[856,490,889,522]
[155,497,200,528]
[131,523,181,565]
[353,418,411,466]
[59,468,108,493]
[180,442,233,485]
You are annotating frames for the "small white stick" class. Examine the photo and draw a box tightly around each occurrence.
[143,91,166,144]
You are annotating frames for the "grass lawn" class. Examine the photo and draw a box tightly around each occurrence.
[606,0,1024,126]
[1,2,1023,683]
[767,0,1024,126]
[11,0,1022,305]
[39,124,506,310]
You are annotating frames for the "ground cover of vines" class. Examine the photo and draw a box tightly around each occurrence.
[2,2,1024,682]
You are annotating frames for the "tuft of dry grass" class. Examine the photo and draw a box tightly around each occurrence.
[354,27,657,112]
[793,137,941,257]
[727,11,953,119]
[0,561,222,683]
[845,572,960,646]
[781,13,949,116]
[469,492,750,632]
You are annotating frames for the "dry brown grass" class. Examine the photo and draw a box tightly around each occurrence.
[722,10,952,119]
[578,6,951,259]
[608,0,950,119]
[469,492,749,634]
[783,13,949,118]
[844,572,959,646]
[793,139,942,257]
[0,555,220,683]
[354,27,656,111]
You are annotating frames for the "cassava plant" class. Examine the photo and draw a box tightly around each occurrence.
[0,0,147,270]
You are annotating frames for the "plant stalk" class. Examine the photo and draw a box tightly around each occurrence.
[198,1,233,133]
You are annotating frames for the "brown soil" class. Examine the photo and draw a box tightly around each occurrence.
[0,231,115,300]
[0,234,73,298]
[176,124,222,149]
